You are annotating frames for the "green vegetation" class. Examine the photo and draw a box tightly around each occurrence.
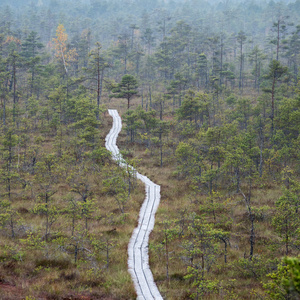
[0,0,299,299]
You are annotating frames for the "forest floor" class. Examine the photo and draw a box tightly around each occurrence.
[0,95,292,300]
[108,97,285,299]
[0,103,141,299]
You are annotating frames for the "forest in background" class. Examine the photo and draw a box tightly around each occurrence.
[0,0,299,299]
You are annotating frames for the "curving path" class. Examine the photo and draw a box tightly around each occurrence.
[105,109,163,300]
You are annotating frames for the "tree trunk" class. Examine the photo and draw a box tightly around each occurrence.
[10,214,15,238]
[224,240,227,263]
[277,21,280,61]
[106,241,110,269]
[285,219,289,255]
[250,214,255,259]
[3,96,6,126]
[97,58,101,120]
[239,42,243,91]
[13,61,16,123]
[271,76,276,137]
[165,234,169,284]
[124,56,127,74]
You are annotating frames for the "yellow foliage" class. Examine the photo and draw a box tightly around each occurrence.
[53,24,68,59]
[5,36,21,45]
[66,48,78,63]
[52,24,78,71]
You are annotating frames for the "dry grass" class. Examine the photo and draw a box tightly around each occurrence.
[0,95,296,299]
[0,107,143,299]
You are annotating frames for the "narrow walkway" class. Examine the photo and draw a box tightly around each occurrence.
[105,109,163,300]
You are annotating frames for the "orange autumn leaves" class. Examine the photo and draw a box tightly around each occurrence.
[52,24,77,74]
[5,36,21,45]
